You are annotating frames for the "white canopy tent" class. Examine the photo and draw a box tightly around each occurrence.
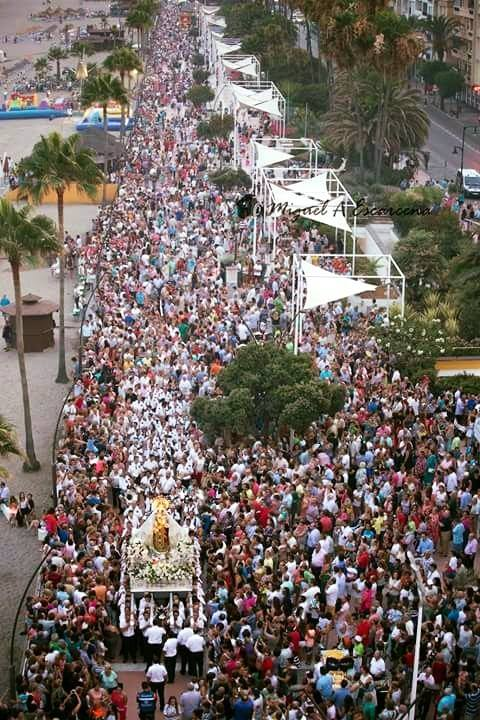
[291,259,376,353]
[253,142,293,169]
[222,57,258,77]
[215,81,285,167]
[265,182,350,230]
[207,15,226,26]
[215,40,242,57]
[287,174,330,201]
[301,260,375,310]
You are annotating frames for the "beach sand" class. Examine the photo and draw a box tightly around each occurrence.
[0,0,112,164]
[0,0,110,74]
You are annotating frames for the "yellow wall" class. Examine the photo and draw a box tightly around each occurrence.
[436,357,480,377]
[6,183,118,205]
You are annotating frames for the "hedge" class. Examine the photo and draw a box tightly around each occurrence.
[433,375,480,395]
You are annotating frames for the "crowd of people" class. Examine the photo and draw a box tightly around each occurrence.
[3,4,480,720]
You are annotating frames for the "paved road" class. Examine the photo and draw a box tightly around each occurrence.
[423,103,480,180]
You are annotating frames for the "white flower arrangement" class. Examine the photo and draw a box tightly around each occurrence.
[126,538,195,584]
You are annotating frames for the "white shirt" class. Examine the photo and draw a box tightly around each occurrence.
[163,638,178,657]
[146,663,168,683]
[145,625,166,645]
[186,633,204,652]
[177,627,194,646]
[370,657,386,677]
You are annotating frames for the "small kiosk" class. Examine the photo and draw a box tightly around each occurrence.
[3,293,58,352]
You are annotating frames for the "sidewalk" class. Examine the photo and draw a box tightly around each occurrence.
[0,202,98,695]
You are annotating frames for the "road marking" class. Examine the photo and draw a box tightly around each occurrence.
[429,118,480,155]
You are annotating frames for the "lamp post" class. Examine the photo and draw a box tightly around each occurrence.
[452,124,479,188]
[407,550,427,720]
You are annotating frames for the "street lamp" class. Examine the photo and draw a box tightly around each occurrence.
[407,551,427,720]
[452,124,479,187]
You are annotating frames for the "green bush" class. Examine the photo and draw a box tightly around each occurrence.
[209,168,251,190]
[380,166,414,186]
[187,84,214,107]
[192,68,209,84]
[433,375,480,395]
[197,113,234,140]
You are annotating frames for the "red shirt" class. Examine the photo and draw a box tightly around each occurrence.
[43,513,58,535]
[320,515,333,534]
[357,551,369,570]
[356,619,371,644]
[288,630,301,652]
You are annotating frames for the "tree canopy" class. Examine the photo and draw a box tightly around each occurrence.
[191,342,345,441]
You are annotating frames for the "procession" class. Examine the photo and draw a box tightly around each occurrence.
[2,2,480,720]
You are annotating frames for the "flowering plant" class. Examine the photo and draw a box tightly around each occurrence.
[370,314,449,382]
[126,538,195,584]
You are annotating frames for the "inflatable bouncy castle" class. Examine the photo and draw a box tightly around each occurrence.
[0,93,69,120]
[76,103,133,132]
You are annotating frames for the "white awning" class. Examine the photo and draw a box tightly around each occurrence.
[254,97,281,118]
[254,144,293,168]
[215,41,242,56]
[232,84,258,101]
[206,15,226,26]
[301,260,376,310]
[202,6,220,14]
[287,173,330,201]
[234,91,281,118]
[249,88,273,103]
[299,198,351,232]
[269,183,307,208]
[222,58,258,77]
[211,30,224,38]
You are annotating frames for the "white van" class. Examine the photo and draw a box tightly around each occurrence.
[457,168,480,197]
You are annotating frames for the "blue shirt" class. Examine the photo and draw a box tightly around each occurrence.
[316,673,334,699]
[437,693,456,713]
[453,523,465,545]
[418,537,434,554]
[233,698,254,720]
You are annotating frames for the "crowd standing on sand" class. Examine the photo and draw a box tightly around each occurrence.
[2,3,480,720]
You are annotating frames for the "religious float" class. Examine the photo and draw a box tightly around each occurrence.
[125,497,198,600]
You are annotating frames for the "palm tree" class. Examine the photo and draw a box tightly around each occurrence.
[81,73,128,192]
[103,47,143,138]
[33,57,50,81]
[322,70,376,180]
[422,16,462,62]
[103,47,143,88]
[70,41,95,58]
[126,3,154,53]
[380,78,430,159]
[0,415,22,478]
[48,46,68,82]
[17,133,104,384]
[323,70,429,180]
[0,200,59,471]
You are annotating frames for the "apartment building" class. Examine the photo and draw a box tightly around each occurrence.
[449,0,480,86]
[391,0,435,18]
[392,0,480,91]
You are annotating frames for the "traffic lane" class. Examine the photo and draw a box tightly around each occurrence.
[423,114,480,180]
[426,104,480,150]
